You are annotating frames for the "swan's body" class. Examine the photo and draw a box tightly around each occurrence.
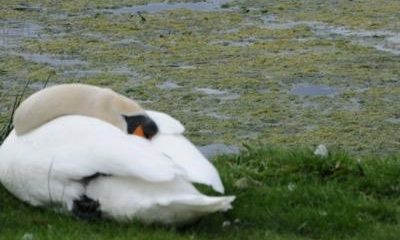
[0,112,234,224]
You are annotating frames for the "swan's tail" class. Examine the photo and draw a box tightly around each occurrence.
[136,195,235,225]
[86,176,235,224]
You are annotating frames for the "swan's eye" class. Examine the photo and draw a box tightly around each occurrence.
[123,115,158,139]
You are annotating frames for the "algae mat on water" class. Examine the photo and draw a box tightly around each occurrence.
[0,0,399,156]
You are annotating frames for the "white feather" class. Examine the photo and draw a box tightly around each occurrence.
[146,110,224,193]
[146,110,185,134]
[86,176,234,224]
[151,134,225,193]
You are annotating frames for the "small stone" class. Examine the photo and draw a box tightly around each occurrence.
[234,177,250,189]
[319,210,328,216]
[287,182,296,192]
[21,233,34,240]
[222,220,231,228]
[234,218,241,224]
[314,144,328,157]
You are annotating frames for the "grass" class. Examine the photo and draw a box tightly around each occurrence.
[0,145,399,240]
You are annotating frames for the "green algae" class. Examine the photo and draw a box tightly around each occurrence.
[235,0,400,31]
[0,1,399,156]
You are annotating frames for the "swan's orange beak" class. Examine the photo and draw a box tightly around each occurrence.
[124,115,158,139]
[133,125,145,138]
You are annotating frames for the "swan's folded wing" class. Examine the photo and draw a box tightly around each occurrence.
[151,134,225,193]
[146,110,185,134]
[51,137,186,183]
[145,110,225,193]
[10,116,187,183]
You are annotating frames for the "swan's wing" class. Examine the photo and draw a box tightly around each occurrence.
[146,110,185,134]
[3,116,187,183]
[146,110,225,193]
[52,137,186,183]
[86,176,234,223]
[151,134,225,193]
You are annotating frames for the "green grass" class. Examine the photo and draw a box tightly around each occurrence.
[0,146,399,240]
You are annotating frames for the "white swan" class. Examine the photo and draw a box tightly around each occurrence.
[0,85,235,224]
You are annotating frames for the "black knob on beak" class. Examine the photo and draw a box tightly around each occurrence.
[123,115,158,139]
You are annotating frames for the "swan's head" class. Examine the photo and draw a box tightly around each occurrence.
[105,88,159,139]
[13,84,158,138]
[123,114,158,139]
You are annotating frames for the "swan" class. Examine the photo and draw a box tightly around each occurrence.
[0,84,235,224]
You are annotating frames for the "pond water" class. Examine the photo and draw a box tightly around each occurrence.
[156,81,182,90]
[0,21,89,71]
[13,52,87,67]
[102,0,231,14]
[196,87,227,95]
[0,21,42,48]
[210,39,255,47]
[196,87,240,100]
[262,15,400,55]
[291,85,336,96]
[386,118,400,124]
[197,143,240,158]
